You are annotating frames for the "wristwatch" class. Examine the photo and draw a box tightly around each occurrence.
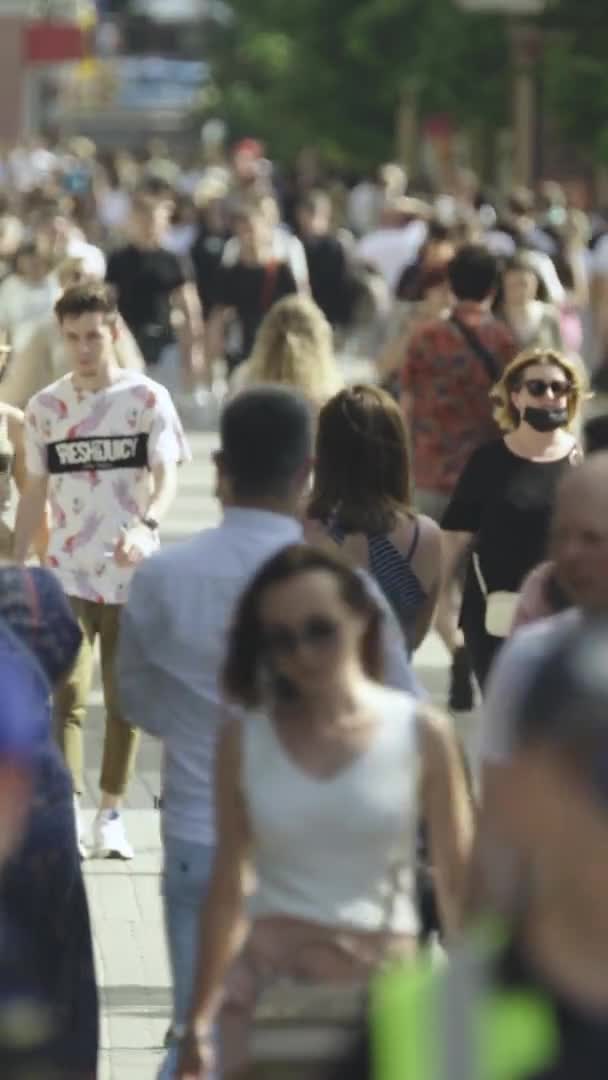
[141,516,159,531]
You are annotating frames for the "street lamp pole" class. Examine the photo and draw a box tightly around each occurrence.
[454,0,547,188]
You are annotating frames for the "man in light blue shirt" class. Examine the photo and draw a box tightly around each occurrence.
[117,385,417,1079]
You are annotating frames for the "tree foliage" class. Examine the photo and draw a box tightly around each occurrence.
[204,0,511,169]
[542,0,608,162]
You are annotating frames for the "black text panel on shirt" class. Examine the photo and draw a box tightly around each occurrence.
[47,434,149,473]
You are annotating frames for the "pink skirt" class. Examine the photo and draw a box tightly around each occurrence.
[219,916,416,1075]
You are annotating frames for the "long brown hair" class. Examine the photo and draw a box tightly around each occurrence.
[223,544,383,708]
[309,385,412,534]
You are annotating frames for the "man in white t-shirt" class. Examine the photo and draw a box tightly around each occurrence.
[14,282,190,860]
[0,243,59,353]
[356,198,429,293]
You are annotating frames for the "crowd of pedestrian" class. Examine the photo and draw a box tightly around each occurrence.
[0,131,607,1079]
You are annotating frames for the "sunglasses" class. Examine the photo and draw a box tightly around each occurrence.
[522,378,572,398]
[261,615,339,658]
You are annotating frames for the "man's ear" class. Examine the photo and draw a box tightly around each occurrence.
[213,450,230,501]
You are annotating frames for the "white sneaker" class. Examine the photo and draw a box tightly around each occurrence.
[73,795,88,861]
[91,810,134,860]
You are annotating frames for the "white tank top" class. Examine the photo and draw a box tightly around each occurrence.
[241,690,419,935]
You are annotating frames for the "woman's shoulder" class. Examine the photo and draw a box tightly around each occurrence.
[368,683,418,725]
[391,511,439,558]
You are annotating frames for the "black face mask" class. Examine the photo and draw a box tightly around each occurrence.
[522,406,569,433]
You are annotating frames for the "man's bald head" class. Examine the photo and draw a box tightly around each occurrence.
[551,453,608,612]
[558,451,608,507]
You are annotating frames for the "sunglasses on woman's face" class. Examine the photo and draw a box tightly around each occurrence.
[523,378,572,398]
[261,615,340,659]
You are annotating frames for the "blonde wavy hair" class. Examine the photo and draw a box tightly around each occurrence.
[491,347,589,432]
[243,295,342,405]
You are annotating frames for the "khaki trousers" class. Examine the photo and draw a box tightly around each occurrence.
[54,597,139,798]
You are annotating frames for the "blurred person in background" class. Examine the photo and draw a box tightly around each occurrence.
[176,545,472,1078]
[0,198,24,285]
[486,187,567,308]
[402,245,515,710]
[208,204,298,373]
[164,194,199,258]
[494,254,563,352]
[230,294,343,411]
[295,189,358,328]
[0,566,98,1079]
[0,377,46,561]
[377,220,455,396]
[34,202,106,280]
[347,162,408,238]
[546,208,591,355]
[354,617,608,1080]
[222,192,309,292]
[190,180,231,317]
[377,265,453,399]
[229,138,271,206]
[0,243,59,354]
[394,220,455,303]
[307,385,441,653]
[441,348,584,692]
[106,190,206,398]
[356,196,430,295]
[94,154,133,243]
[0,257,143,412]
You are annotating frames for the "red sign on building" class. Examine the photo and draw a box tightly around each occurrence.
[25,21,86,64]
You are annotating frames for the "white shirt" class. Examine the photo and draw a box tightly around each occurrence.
[222,228,310,290]
[118,507,419,845]
[244,692,419,934]
[24,371,189,604]
[356,221,427,291]
[481,609,580,764]
[0,274,60,353]
[64,236,107,279]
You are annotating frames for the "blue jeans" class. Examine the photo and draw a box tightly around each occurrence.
[157,834,215,1080]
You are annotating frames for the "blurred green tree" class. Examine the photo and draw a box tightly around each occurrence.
[203,0,510,170]
[542,0,608,163]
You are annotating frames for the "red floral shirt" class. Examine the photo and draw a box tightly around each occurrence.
[402,303,516,496]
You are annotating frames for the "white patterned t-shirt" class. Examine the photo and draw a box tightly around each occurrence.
[24,371,190,604]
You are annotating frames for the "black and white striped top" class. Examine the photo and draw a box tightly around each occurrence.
[327,517,427,649]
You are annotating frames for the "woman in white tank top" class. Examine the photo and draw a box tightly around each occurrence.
[178,545,472,1077]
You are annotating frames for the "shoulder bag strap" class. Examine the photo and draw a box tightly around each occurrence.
[450,314,500,384]
[260,259,279,313]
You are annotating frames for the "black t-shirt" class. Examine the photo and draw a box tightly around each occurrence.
[442,438,575,592]
[301,234,353,326]
[215,259,298,360]
[106,243,187,343]
[190,226,229,314]
[496,941,608,1080]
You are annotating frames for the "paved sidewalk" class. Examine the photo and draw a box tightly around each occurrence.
[82,429,471,1077]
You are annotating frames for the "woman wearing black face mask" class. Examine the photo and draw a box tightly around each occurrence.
[441,347,587,690]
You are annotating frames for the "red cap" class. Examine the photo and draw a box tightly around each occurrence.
[233,138,264,160]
